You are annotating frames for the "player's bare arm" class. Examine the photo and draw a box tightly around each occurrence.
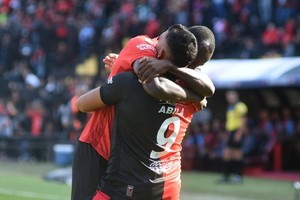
[142,76,204,103]
[137,57,215,97]
[103,54,204,102]
[76,87,108,112]
[103,54,214,98]
[133,59,204,103]
[168,66,214,97]
[143,78,207,111]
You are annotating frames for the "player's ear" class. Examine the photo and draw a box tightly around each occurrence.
[156,48,164,59]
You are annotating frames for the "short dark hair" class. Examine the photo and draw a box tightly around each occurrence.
[188,26,215,66]
[166,24,198,67]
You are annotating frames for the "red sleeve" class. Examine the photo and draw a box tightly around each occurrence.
[109,35,157,78]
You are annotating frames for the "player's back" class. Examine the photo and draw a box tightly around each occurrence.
[100,72,196,200]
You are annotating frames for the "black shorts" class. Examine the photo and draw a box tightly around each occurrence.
[71,141,108,200]
[226,130,244,149]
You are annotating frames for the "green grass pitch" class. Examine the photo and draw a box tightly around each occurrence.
[0,161,295,200]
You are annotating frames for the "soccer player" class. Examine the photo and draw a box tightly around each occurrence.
[71,25,215,200]
[77,71,205,199]
[104,26,215,96]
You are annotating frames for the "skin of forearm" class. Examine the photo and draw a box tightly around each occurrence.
[76,87,107,112]
[133,59,203,102]
[142,77,204,103]
[168,66,215,97]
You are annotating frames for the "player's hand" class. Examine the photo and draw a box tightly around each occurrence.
[137,57,170,83]
[103,53,118,71]
[192,98,207,111]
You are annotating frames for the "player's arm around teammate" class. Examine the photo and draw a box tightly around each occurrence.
[103,25,216,102]
[72,24,201,200]
[136,25,216,98]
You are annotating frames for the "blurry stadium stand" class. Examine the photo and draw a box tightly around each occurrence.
[202,57,300,89]
[0,135,74,165]
[53,143,74,167]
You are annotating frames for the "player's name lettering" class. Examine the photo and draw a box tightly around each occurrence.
[136,43,156,53]
[158,106,184,115]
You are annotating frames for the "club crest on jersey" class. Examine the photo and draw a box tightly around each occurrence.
[158,106,184,115]
[126,185,134,197]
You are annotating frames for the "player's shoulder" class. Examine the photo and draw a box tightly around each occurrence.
[130,35,154,44]
[122,35,157,57]
[109,72,139,96]
[111,71,136,82]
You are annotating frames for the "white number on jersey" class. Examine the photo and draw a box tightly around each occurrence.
[150,116,180,159]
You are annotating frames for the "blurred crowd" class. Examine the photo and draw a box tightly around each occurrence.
[0,0,300,168]
[182,107,300,172]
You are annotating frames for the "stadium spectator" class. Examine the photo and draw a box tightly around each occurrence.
[281,107,295,170]
[243,109,274,168]
[295,109,300,136]
[0,99,13,138]
[294,109,300,169]
[209,119,227,172]
[191,123,206,170]
[26,99,45,137]
[181,124,198,171]
[261,22,281,49]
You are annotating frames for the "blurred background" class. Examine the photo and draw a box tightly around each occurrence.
[0,0,300,200]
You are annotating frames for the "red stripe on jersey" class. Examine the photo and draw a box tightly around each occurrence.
[93,190,110,200]
[79,106,114,160]
[161,102,196,199]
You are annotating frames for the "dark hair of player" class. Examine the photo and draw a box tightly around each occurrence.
[188,25,216,68]
[166,24,198,67]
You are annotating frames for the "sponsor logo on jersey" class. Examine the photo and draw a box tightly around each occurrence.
[136,43,156,53]
[149,160,174,174]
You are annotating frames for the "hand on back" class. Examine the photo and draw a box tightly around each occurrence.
[192,98,207,111]
[103,53,119,71]
[137,57,171,83]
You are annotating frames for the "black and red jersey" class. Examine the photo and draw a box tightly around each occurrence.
[79,35,157,160]
[99,72,197,200]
